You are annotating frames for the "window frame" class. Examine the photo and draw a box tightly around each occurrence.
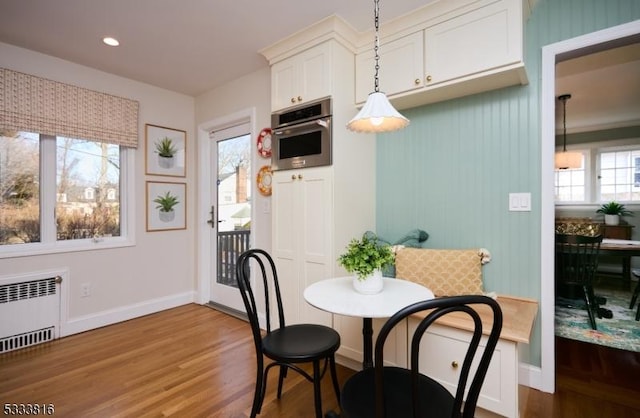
[555,137,640,208]
[0,134,135,259]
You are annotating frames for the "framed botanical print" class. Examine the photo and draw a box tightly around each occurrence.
[145,124,186,177]
[146,181,186,231]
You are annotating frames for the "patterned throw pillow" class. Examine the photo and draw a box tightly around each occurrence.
[395,248,484,296]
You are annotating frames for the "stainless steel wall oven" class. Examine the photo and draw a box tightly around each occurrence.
[271,97,332,171]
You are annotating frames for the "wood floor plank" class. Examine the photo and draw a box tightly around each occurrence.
[1,304,639,417]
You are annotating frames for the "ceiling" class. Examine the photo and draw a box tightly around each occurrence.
[555,41,640,134]
[0,0,638,134]
[0,0,433,96]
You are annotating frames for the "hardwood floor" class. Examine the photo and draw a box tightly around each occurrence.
[1,304,639,417]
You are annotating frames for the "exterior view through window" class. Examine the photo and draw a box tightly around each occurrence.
[1,131,121,246]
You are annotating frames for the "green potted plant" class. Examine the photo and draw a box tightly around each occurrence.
[338,234,395,294]
[154,191,179,222]
[596,201,633,226]
[155,137,177,169]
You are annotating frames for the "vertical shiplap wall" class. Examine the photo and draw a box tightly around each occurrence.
[376,0,640,367]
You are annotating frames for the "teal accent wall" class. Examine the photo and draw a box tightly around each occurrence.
[376,0,640,368]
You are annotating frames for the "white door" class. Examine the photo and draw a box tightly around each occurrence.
[208,123,251,312]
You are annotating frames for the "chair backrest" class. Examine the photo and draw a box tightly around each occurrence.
[555,234,603,286]
[373,295,503,418]
[236,249,286,347]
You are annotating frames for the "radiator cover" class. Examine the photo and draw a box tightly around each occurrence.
[0,276,60,353]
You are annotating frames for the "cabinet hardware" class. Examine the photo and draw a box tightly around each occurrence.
[298,174,303,180]
[414,78,421,85]
[54,276,63,284]
[451,360,458,368]
[290,97,296,103]
[297,96,302,102]
[291,174,296,180]
[426,75,433,82]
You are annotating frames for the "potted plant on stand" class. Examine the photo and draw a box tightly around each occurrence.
[154,191,179,222]
[155,137,177,169]
[338,234,395,294]
[596,201,633,226]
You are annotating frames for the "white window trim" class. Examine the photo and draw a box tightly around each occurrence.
[0,145,135,259]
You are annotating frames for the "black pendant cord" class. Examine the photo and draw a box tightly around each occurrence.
[559,94,571,152]
[373,0,380,93]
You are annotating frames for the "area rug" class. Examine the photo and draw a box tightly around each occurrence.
[555,286,640,352]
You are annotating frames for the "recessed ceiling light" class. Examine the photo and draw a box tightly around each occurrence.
[102,37,120,47]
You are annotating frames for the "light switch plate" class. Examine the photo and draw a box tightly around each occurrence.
[509,193,531,212]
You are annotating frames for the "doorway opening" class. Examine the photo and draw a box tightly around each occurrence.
[540,20,640,393]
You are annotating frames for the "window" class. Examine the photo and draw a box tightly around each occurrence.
[599,149,640,202]
[554,151,587,202]
[555,144,640,204]
[0,131,132,255]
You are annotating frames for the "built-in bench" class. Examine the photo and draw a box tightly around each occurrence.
[395,247,538,417]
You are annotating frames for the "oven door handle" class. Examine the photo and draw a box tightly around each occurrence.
[274,117,331,135]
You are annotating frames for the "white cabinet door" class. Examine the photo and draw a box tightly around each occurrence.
[424,0,520,86]
[271,42,332,110]
[355,31,424,104]
[407,319,518,417]
[272,168,333,326]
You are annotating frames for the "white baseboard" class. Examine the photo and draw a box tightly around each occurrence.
[61,291,196,337]
[519,362,544,392]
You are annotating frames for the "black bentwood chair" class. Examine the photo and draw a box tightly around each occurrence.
[236,249,341,418]
[335,295,503,418]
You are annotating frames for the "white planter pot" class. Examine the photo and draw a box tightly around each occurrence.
[352,269,384,295]
[159,210,176,223]
[158,155,175,169]
[604,214,620,226]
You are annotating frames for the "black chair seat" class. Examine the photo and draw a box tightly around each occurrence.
[263,324,340,361]
[341,367,454,418]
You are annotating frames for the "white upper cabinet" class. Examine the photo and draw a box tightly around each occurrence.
[354,0,528,109]
[424,0,522,85]
[271,41,332,111]
[355,31,424,104]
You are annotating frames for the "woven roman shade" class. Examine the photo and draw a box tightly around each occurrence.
[0,68,139,147]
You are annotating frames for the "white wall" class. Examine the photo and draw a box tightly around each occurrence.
[0,42,197,335]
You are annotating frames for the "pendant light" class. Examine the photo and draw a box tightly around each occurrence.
[346,0,409,133]
[554,94,581,170]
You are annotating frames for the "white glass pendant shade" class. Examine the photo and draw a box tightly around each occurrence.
[554,151,582,170]
[346,92,410,133]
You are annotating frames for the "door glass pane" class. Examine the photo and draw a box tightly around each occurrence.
[217,134,251,287]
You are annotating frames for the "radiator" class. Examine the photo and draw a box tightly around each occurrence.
[0,274,61,353]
